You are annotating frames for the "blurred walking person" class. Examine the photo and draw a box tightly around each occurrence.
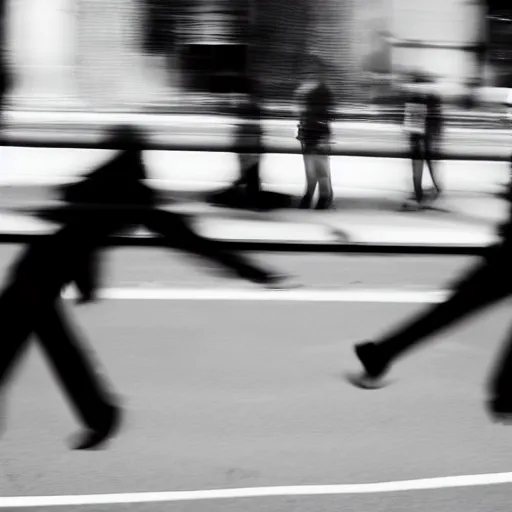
[231,80,264,209]
[348,181,512,419]
[0,128,156,451]
[12,126,299,450]
[207,79,264,210]
[295,55,335,210]
[402,72,444,210]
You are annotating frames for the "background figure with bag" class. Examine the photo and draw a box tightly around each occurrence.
[295,55,335,210]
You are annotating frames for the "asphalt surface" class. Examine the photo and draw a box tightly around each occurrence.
[0,247,511,511]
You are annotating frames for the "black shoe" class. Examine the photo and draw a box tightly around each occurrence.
[71,404,122,450]
[264,274,302,290]
[348,342,389,389]
[487,396,512,423]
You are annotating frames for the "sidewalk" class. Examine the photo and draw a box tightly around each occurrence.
[0,146,507,249]
[0,199,502,250]
[2,111,511,159]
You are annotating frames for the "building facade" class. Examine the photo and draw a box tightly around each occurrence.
[2,0,506,111]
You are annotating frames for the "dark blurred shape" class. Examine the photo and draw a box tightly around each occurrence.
[39,125,157,226]
[181,43,249,94]
[350,156,512,420]
[1,122,302,453]
[143,0,182,52]
[143,207,297,288]
[296,55,335,210]
[207,77,292,210]
[476,0,512,89]
[0,126,162,451]
[401,71,444,209]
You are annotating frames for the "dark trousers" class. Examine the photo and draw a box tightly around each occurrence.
[144,209,275,284]
[409,133,442,204]
[234,155,261,207]
[376,239,512,397]
[0,209,277,436]
[0,288,114,431]
[299,140,333,210]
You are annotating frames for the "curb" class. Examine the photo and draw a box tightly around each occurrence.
[0,232,493,255]
[1,134,509,161]
[0,208,497,255]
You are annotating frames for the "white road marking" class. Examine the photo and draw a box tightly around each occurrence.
[61,287,449,303]
[2,472,512,507]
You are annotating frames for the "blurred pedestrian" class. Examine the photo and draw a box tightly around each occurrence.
[231,79,264,209]
[348,191,512,419]
[207,78,264,210]
[402,71,444,210]
[295,55,335,210]
[0,127,155,451]
[16,125,299,451]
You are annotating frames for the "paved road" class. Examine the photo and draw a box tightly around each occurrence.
[0,249,511,512]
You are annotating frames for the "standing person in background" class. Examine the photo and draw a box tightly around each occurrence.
[402,72,444,211]
[295,55,335,210]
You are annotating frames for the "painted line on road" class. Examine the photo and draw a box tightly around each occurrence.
[62,287,449,303]
[2,472,512,507]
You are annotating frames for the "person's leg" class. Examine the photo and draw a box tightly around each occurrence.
[299,144,318,209]
[353,245,512,382]
[0,290,35,386]
[145,209,298,288]
[34,300,121,449]
[0,288,49,437]
[234,153,251,189]
[411,134,425,205]
[245,156,261,206]
[486,314,512,416]
[425,133,443,196]
[315,140,333,210]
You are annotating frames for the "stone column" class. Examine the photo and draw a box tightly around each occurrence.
[6,0,82,109]
[76,0,184,111]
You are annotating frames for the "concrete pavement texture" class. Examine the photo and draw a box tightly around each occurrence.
[0,146,508,247]
[0,249,511,512]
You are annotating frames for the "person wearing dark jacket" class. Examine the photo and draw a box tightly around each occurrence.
[0,128,156,451]
[231,88,264,209]
[2,126,297,450]
[402,73,444,210]
[295,56,335,210]
[207,79,264,210]
[348,173,512,419]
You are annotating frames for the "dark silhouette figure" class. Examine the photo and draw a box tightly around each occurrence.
[206,79,264,210]
[402,72,444,210]
[1,128,155,450]
[206,79,292,211]
[295,55,335,210]
[229,82,264,209]
[349,180,512,419]
[13,126,296,450]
